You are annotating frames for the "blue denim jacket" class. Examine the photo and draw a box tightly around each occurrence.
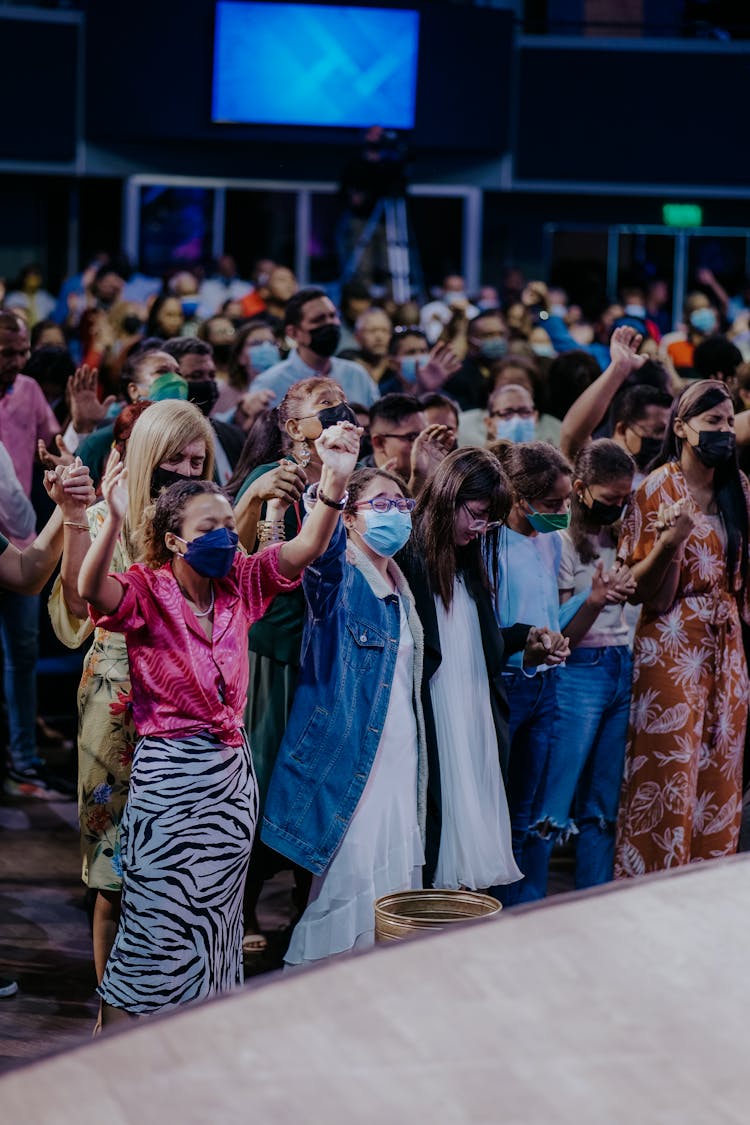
[261,523,427,875]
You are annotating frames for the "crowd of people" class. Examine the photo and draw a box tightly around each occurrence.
[2,251,750,1024]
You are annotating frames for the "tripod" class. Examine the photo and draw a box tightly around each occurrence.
[340,195,420,304]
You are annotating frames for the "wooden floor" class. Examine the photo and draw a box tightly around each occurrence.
[0,755,299,1076]
[0,738,575,1077]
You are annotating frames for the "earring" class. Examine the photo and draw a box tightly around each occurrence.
[294,440,311,468]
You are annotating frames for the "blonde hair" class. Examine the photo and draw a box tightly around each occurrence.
[123,400,215,559]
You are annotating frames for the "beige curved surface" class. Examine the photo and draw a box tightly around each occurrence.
[3,857,750,1124]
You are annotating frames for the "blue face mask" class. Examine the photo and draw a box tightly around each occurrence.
[177,527,239,578]
[361,509,412,557]
[624,304,647,318]
[479,338,507,361]
[400,354,430,384]
[494,415,535,443]
[531,343,555,358]
[248,341,280,372]
[690,307,717,335]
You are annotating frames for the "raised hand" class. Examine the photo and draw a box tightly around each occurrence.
[409,424,452,485]
[68,364,117,434]
[315,421,362,478]
[100,449,129,522]
[609,325,648,372]
[417,342,462,392]
[38,434,74,471]
[234,387,276,431]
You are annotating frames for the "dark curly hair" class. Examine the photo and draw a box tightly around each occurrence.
[569,439,635,565]
[140,478,226,568]
[491,440,572,504]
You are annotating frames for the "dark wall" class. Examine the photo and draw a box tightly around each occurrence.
[516,44,750,186]
[84,0,512,157]
[0,18,79,162]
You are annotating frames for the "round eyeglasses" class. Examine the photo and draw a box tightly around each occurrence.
[353,497,416,513]
[462,502,503,533]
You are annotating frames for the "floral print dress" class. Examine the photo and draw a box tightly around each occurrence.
[614,460,750,876]
[48,501,135,890]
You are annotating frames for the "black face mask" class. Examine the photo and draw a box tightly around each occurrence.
[689,427,736,467]
[583,496,626,526]
[121,315,144,335]
[317,402,358,428]
[187,378,220,417]
[211,343,232,367]
[307,323,341,358]
[151,465,191,498]
[634,435,662,471]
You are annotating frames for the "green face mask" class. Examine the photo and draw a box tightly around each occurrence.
[526,504,571,533]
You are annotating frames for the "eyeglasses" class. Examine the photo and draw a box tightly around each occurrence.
[490,407,535,420]
[353,497,416,513]
[462,502,503,533]
[378,431,422,443]
[0,347,31,360]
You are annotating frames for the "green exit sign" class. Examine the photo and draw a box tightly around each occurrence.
[662,203,703,227]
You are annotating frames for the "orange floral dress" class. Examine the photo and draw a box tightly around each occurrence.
[615,460,750,876]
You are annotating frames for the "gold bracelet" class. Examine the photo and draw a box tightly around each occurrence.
[63,521,90,531]
[257,519,286,545]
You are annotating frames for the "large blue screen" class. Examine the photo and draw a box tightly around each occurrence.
[212,1,419,129]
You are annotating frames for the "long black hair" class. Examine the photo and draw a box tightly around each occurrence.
[411,447,513,609]
[661,379,748,593]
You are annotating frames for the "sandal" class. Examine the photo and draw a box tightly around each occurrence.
[242,931,268,955]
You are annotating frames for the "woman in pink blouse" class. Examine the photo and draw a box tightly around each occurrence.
[78,422,361,1028]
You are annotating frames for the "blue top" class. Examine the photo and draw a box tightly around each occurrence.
[493,526,563,670]
[252,348,380,407]
[544,315,610,372]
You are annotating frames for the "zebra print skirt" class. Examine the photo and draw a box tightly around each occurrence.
[99,730,257,1014]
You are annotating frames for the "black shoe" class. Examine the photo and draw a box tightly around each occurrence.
[4,767,66,801]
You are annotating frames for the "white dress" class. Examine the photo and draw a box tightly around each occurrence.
[285,597,424,965]
[430,577,521,891]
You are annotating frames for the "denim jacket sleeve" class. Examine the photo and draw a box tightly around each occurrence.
[301,519,348,620]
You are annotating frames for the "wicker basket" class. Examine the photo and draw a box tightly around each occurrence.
[374,888,502,943]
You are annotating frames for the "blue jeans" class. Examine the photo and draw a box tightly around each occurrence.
[541,645,632,890]
[0,591,40,773]
[493,668,558,906]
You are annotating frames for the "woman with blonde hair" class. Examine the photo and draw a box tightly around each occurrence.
[49,399,215,1023]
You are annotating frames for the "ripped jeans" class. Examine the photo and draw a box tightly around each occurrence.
[492,667,558,906]
[540,644,632,890]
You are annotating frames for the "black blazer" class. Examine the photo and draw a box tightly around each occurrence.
[210,418,245,475]
[398,549,529,884]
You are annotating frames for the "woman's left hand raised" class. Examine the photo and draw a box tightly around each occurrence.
[315,421,363,478]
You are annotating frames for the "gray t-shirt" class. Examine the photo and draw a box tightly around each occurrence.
[558,529,630,648]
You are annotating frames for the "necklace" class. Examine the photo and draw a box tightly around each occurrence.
[184,582,215,617]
